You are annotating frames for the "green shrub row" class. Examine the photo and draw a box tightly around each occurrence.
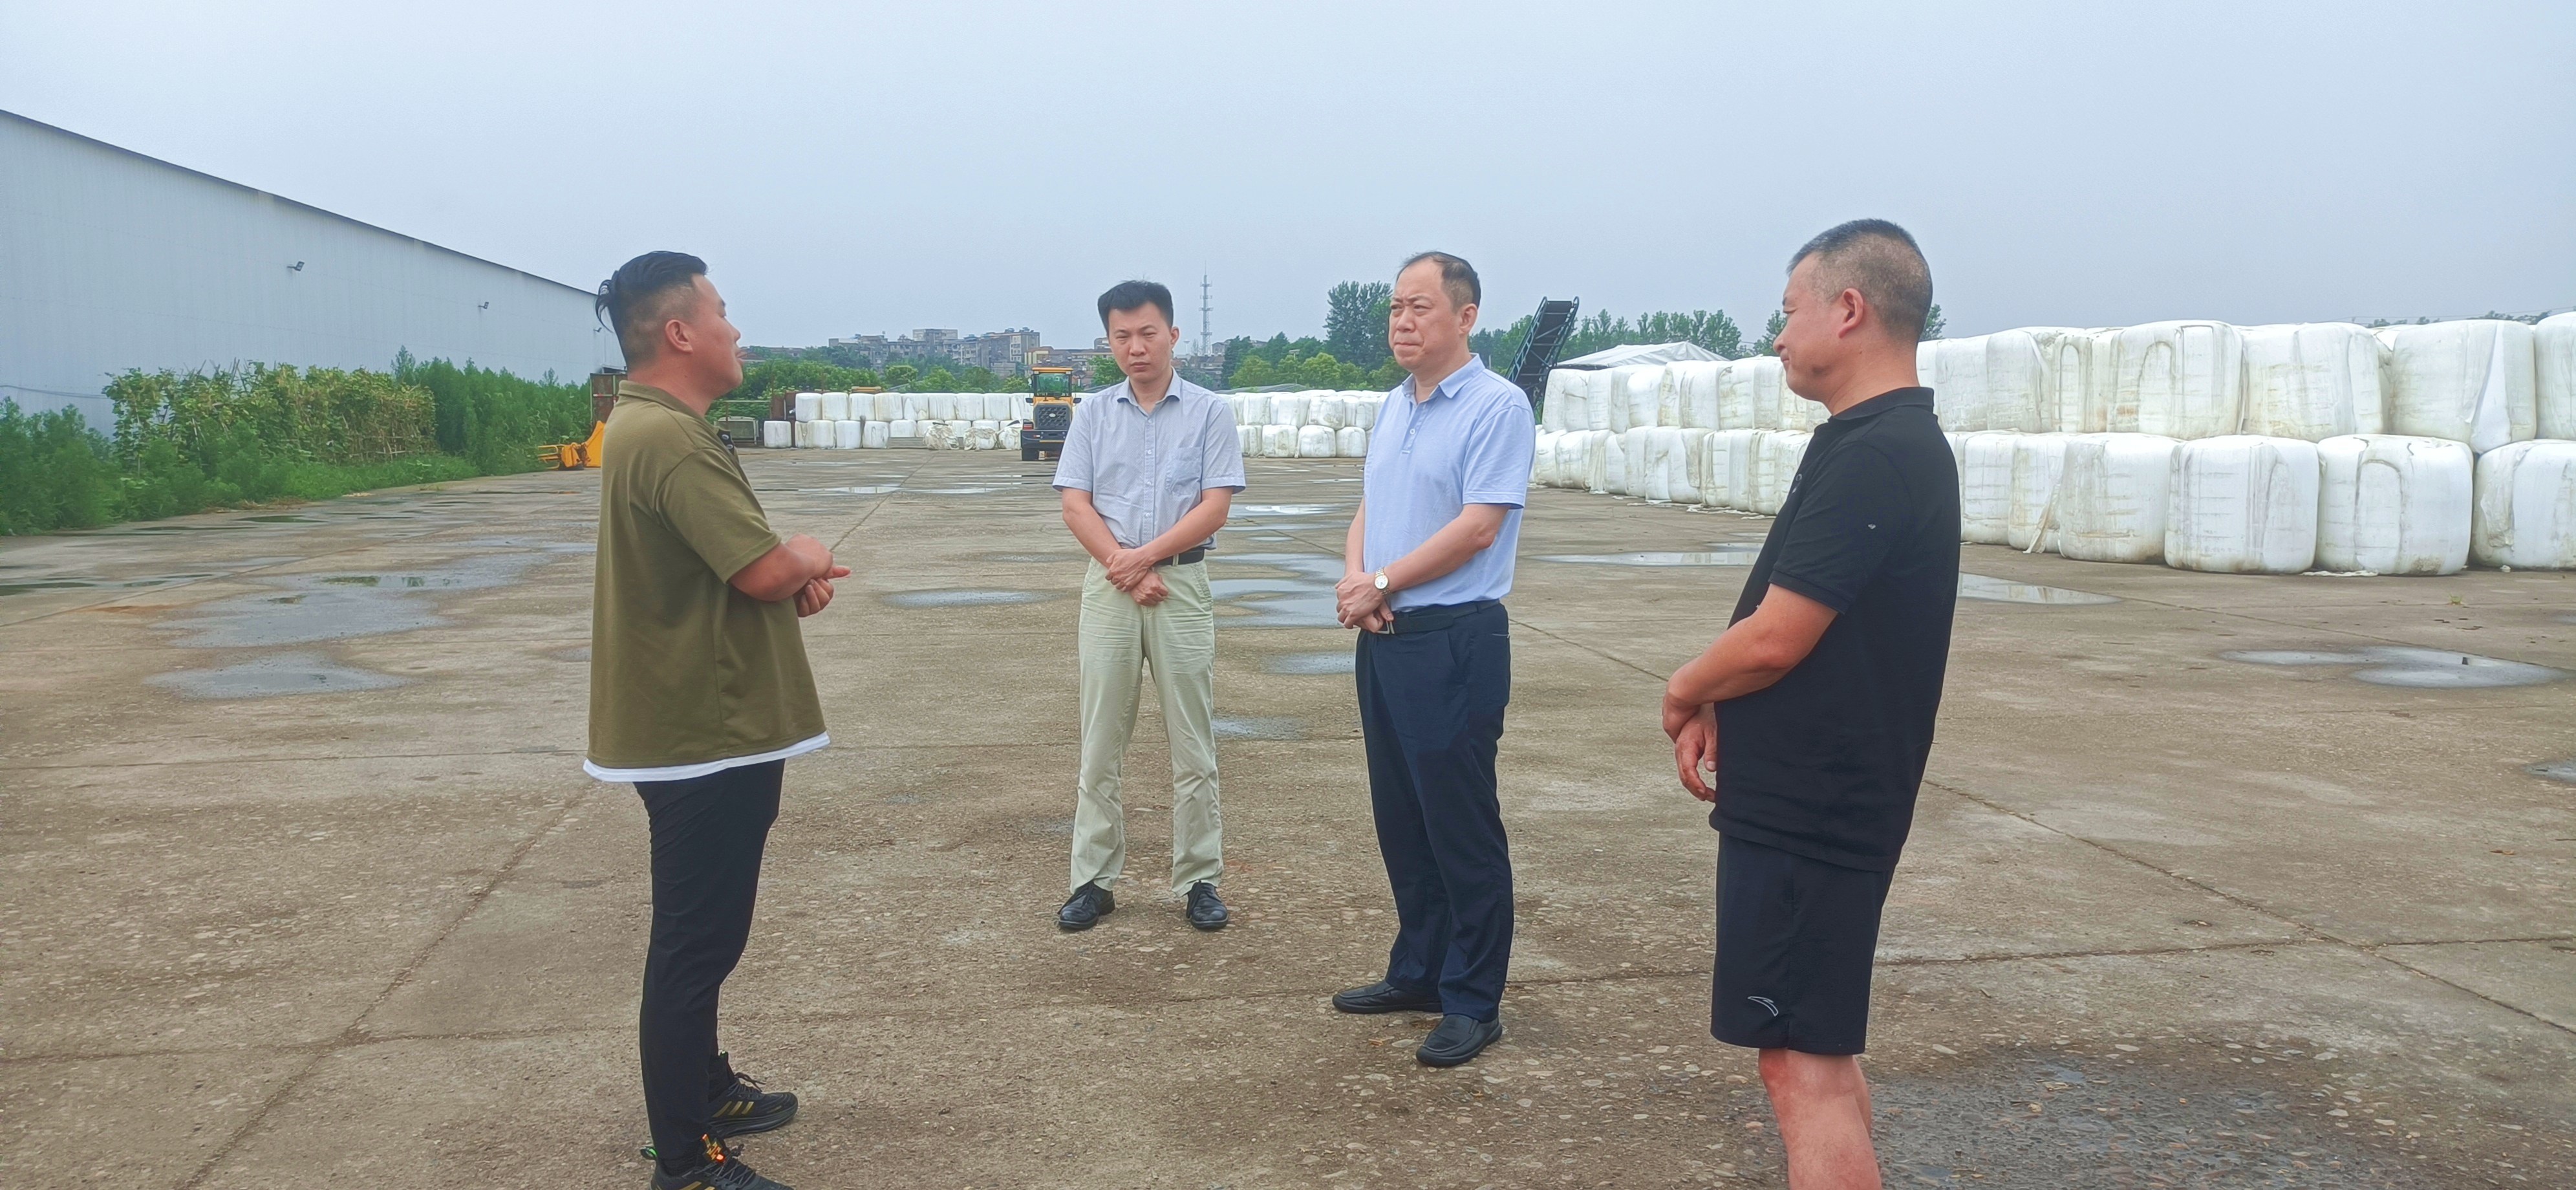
[1,357,588,536]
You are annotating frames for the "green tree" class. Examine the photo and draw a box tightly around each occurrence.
[1754,309,1787,356]
[1920,303,1946,341]
[1325,281,1393,369]
[883,363,919,388]
[1089,356,1127,387]
[910,365,958,392]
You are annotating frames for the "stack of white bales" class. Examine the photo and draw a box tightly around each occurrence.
[776,392,1031,450]
[1532,358,1815,513]
[1532,314,2575,572]
[1227,390,1379,459]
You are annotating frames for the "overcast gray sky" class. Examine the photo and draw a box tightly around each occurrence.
[7,1,2571,351]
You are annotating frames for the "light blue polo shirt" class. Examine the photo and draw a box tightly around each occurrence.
[1361,355,1537,611]
[1051,374,1246,550]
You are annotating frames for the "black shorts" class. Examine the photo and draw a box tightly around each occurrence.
[1710,832,1896,1055]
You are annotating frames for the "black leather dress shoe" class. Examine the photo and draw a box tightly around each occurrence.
[1416,1013,1504,1066]
[1185,882,1228,931]
[1330,980,1443,1015]
[1058,882,1113,931]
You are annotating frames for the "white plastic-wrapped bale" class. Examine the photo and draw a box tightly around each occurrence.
[1236,393,1270,426]
[2165,436,2321,574]
[972,420,1000,450]
[818,392,848,421]
[1597,429,1629,495]
[1755,431,1812,515]
[868,393,897,422]
[886,418,918,444]
[2054,433,2178,563]
[1556,431,1595,490]
[991,394,1018,420]
[1311,396,1347,431]
[792,420,817,448]
[947,419,978,448]
[1237,424,1258,456]
[1635,427,1677,502]
[1613,426,1653,496]
[2538,312,2576,440]
[1298,426,1335,458]
[2239,323,2386,440]
[1927,332,2050,433]
[1653,366,1683,428]
[2103,321,2247,440]
[2379,320,2539,453]
[1350,392,1380,431]
[1607,365,1664,433]
[1957,431,2019,545]
[1269,393,1309,427]
[2023,328,2099,433]
[1704,429,1758,510]
[2470,440,2576,569]
[1778,374,1829,431]
[862,420,890,449]
[2315,435,2472,575]
[760,420,792,449]
[2007,433,2071,552]
[1734,356,1790,431]
[1671,427,1712,505]
[1333,426,1366,459]
[1531,431,1560,486]
[1542,370,1582,431]
[1261,424,1297,459]
[1666,361,1723,429]
[793,393,823,422]
[837,419,866,449]
[920,394,954,422]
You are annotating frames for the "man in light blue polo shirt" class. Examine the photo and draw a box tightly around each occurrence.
[1051,280,1247,933]
[1326,252,1536,1068]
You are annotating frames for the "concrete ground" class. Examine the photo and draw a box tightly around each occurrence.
[2,449,2570,1190]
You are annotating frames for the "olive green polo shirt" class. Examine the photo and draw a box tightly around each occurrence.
[585,381,826,779]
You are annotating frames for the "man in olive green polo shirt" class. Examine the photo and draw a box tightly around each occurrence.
[586,252,844,1190]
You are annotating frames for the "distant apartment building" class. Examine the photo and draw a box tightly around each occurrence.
[828,327,1044,376]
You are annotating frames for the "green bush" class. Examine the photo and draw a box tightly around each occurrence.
[4,358,581,536]
[0,400,123,534]
[394,353,590,474]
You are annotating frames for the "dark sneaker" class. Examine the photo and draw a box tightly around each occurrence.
[1416,1013,1505,1067]
[1185,882,1228,931]
[1330,979,1443,1015]
[1058,882,1114,931]
[651,1135,795,1189]
[707,1052,797,1137]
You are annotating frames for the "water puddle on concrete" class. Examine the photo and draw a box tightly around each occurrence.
[881,589,1059,609]
[1535,546,1763,567]
[1957,574,2120,605]
[813,484,902,495]
[977,552,1087,565]
[1207,553,1344,628]
[1212,715,1308,741]
[2528,759,2576,784]
[148,652,409,699]
[2222,646,2566,689]
[156,552,562,647]
[1263,651,1355,675]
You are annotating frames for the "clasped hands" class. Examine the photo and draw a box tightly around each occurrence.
[1661,691,1719,804]
[1333,569,1391,633]
[1104,546,1169,607]
[793,564,852,618]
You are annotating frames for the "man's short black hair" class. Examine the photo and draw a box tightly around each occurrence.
[597,251,709,364]
[1399,251,1480,310]
[1788,220,1933,342]
[1097,280,1175,327]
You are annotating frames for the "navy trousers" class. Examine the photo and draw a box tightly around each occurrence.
[1355,601,1514,1021]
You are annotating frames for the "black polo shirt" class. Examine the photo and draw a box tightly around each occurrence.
[1713,387,1959,871]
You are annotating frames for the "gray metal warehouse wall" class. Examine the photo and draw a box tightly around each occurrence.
[0,110,616,427]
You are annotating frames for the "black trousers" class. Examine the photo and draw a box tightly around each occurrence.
[1355,601,1513,1021]
[636,759,782,1164]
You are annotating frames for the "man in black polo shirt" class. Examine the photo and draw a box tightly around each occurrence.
[1662,219,1957,1188]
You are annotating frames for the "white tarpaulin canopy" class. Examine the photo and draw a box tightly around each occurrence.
[1555,341,1725,369]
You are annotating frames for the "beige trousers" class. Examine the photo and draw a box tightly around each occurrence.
[1072,559,1223,894]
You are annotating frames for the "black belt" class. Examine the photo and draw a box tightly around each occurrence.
[1157,547,1207,567]
[1388,599,1499,634]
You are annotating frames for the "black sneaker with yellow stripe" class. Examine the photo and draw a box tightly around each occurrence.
[707,1052,797,1137]
[650,1134,794,1190]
